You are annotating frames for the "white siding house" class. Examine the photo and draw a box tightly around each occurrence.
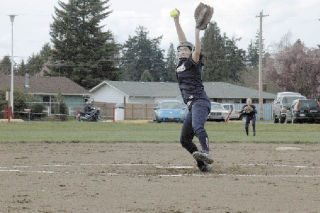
[89,81,182,104]
[89,81,276,105]
[90,83,127,103]
[88,81,277,120]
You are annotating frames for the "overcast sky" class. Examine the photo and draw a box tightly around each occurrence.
[0,0,319,63]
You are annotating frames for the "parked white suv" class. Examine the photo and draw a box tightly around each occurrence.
[272,92,306,123]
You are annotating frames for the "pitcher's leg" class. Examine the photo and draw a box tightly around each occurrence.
[191,100,213,164]
[180,110,207,168]
[180,111,197,154]
[191,100,210,151]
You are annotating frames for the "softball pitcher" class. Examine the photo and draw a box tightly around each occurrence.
[171,3,214,172]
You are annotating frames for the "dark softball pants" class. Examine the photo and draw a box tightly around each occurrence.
[180,99,211,154]
[245,116,256,135]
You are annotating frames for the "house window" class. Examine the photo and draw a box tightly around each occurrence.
[43,96,50,103]
[212,98,222,103]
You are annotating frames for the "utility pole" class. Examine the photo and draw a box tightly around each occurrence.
[9,15,16,118]
[256,11,268,120]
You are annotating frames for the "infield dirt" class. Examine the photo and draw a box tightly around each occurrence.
[0,142,319,213]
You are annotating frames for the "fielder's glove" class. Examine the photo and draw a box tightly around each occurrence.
[244,106,253,114]
[194,2,214,30]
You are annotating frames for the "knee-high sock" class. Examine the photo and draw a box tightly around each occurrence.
[195,130,209,152]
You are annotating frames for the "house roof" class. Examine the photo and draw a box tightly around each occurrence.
[90,81,181,97]
[90,81,275,99]
[204,82,275,99]
[0,74,88,96]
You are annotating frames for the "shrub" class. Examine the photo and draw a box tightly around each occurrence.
[31,104,45,120]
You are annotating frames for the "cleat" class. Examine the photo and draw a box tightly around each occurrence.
[192,151,214,164]
[197,162,212,172]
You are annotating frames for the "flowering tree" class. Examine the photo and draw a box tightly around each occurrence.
[264,40,320,98]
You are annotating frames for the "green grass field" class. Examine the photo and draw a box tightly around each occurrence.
[1,121,320,143]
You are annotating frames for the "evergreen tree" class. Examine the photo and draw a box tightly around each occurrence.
[247,40,259,67]
[50,0,120,89]
[140,70,153,82]
[201,22,246,82]
[18,43,53,76]
[121,26,165,81]
[25,53,43,75]
[247,31,265,67]
[201,22,225,81]
[0,56,12,75]
[224,38,246,82]
[164,43,177,82]
[39,43,52,61]
[16,60,27,76]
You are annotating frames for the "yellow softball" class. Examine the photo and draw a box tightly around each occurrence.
[170,9,179,18]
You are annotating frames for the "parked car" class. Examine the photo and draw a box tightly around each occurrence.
[275,92,301,100]
[207,102,229,121]
[222,103,241,120]
[272,94,306,123]
[286,99,320,123]
[153,100,187,123]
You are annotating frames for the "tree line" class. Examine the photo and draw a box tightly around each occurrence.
[0,0,319,98]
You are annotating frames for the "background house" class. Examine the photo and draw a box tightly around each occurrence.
[89,81,275,104]
[89,81,275,120]
[90,81,181,104]
[0,74,88,116]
